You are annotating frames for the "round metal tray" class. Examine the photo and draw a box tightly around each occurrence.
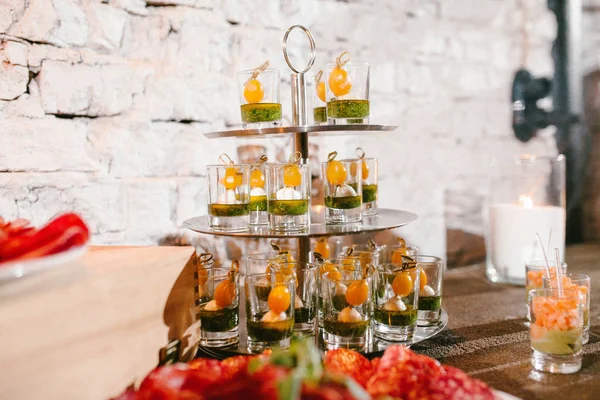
[196,309,448,360]
[183,207,417,239]
[204,124,397,139]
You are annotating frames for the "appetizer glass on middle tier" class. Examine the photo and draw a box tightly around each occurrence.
[372,263,419,342]
[350,148,378,215]
[245,273,295,353]
[321,266,371,351]
[248,156,269,225]
[267,153,310,231]
[415,255,444,326]
[322,152,362,224]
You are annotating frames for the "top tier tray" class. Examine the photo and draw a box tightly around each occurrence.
[204,124,397,139]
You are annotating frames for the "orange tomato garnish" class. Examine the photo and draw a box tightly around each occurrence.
[329,66,352,97]
[250,169,265,189]
[345,280,369,306]
[326,160,347,185]
[314,239,330,259]
[214,279,236,308]
[283,164,302,187]
[268,284,291,314]
[316,81,326,102]
[243,79,264,103]
[392,272,412,297]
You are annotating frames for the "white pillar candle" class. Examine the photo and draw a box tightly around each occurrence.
[488,196,565,284]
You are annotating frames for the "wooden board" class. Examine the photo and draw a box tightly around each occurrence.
[0,246,197,400]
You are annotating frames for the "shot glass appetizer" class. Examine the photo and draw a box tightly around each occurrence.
[245,273,295,353]
[270,261,318,336]
[196,257,240,347]
[387,238,419,264]
[267,152,310,231]
[526,260,567,300]
[529,288,583,374]
[245,242,296,276]
[322,151,362,224]
[313,70,327,124]
[415,255,444,326]
[237,60,281,129]
[316,256,362,326]
[341,240,384,268]
[322,266,372,350]
[351,148,378,215]
[543,273,591,344]
[206,154,250,232]
[249,155,269,225]
[325,52,370,125]
[372,262,419,342]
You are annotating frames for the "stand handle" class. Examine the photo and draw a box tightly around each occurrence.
[282,25,316,74]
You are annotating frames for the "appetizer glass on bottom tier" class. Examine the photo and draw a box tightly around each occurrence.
[543,273,591,344]
[341,243,384,268]
[321,267,371,351]
[245,273,295,353]
[372,263,419,342]
[526,261,568,300]
[196,263,240,347]
[207,163,250,232]
[271,261,318,336]
[267,160,310,232]
[317,257,362,326]
[529,288,583,374]
[325,58,370,125]
[237,66,282,129]
[387,244,419,264]
[415,256,444,326]
[322,155,362,224]
[245,250,297,276]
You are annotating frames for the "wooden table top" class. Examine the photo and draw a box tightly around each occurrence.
[0,244,598,400]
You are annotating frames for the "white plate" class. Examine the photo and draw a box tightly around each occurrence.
[0,245,88,283]
[494,390,523,400]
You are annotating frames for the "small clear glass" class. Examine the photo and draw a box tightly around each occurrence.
[237,67,281,129]
[245,273,295,353]
[325,61,370,125]
[543,273,591,344]
[361,157,378,215]
[372,263,419,342]
[266,162,310,231]
[271,261,318,336]
[312,71,327,125]
[525,261,568,300]
[249,161,268,225]
[206,164,250,232]
[386,245,420,264]
[529,288,583,374]
[321,268,371,350]
[341,243,384,267]
[245,251,297,276]
[317,257,362,326]
[415,255,444,326]
[322,158,362,224]
[196,264,239,348]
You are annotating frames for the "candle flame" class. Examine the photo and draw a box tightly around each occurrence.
[519,194,534,209]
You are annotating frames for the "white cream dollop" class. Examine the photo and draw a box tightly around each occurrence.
[250,187,266,197]
[218,189,238,204]
[335,282,348,296]
[261,310,288,322]
[419,285,436,297]
[203,300,222,311]
[294,295,304,309]
[337,306,363,323]
[276,187,302,200]
[383,296,407,311]
[334,184,357,198]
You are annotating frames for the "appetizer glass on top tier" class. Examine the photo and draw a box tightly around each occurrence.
[352,148,378,215]
[206,155,250,232]
[529,288,583,374]
[237,61,281,129]
[415,255,444,326]
[322,152,362,224]
[270,261,318,336]
[525,260,568,300]
[543,273,591,344]
[266,153,310,232]
[313,70,327,124]
[196,258,240,347]
[248,155,269,225]
[245,273,295,353]
[372,263,419,342]
[321,266,372,351]
[325,52,370,125]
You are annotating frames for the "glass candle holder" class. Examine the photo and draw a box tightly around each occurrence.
[317,257,362,326]
[206,164,250,232]
[321,267,372,351]
[237,67,281,129]
[386,245,419,264]
[249,161,268,225]
[415,255,444,326]
[266,162,310,231]
[372,263,419,342]
[525,261,568,300]
[322,157,362,224]
[543,273,591,344]
[325,60,370,125]
[196,265,240,348]
[360,157,378,215]
[245,273,295,353]
[245,251,297,276]
[485,155,566,285]
[529,288,583,374]
[312,70,327,125]
[270,261,318,336]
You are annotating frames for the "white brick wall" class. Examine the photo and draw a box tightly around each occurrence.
[0,0,559,258]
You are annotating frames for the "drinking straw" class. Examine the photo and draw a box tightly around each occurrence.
[535,233,552,279]
[547,227,553,256]
[554,248,564,298]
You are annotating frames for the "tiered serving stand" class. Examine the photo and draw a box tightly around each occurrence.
[183,25,447,359]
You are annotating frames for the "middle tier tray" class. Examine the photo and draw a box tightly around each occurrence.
[183,207,417,238]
